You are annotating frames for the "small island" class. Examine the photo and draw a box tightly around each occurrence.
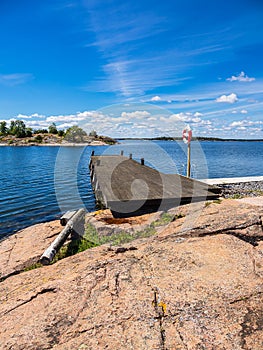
[0,120,116,146]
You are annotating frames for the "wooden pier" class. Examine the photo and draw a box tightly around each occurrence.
[89,154,220,217]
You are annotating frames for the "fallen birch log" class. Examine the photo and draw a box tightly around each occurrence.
[40,208,86,265]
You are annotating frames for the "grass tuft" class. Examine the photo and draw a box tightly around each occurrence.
[23,263,43,271]
[151,212,174,227]
[205,199,223,206]
[20,212,180,270]
[84,223,157,246]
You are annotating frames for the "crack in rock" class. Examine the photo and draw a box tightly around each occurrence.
[177,328,188,350]
[152,287,167,350]
[2,287,57,316]
[46,232,61,239]
[114,246,138,254]
[115,272,120,296]
[230,291,263,305]
[6,236,18,268]
[0,270,21,283]
[159,218,263,247]
[0,257,42,283]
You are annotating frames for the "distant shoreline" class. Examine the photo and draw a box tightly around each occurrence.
[1,138,263,146]
[0,141,109,147]
[118,137,263,142]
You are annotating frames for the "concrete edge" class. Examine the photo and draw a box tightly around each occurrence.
[199,176,263,185]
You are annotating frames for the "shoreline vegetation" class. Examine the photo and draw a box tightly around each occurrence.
[0,120,116,146]
[1,136,263,146]
[1,120,263,146]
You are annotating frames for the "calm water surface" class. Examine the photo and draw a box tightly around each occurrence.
[0,141,262,238]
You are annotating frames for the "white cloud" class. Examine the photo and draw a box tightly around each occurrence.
[229,119,263,128]
[194,112,203,117]
[46,114,83,123]
[121,111,150,119]
[230,121,244,127]
[85,1,228,97]
[216,93,238,103]
[231,109,247,114]
[76,110,107,120]
[151,95,162,101]
[227,71,255,82]
[15,113,44,119]
[237,126,247,130]
[162,112,189,122]
[25,120,50,128]
[4,100,261,138]
[161,112,211,127]
[58,122,78,129]
[0,73,33,86]
[191,117,201,123]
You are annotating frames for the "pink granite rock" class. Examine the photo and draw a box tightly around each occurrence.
[0,200,262,349]
[0,221,61,280]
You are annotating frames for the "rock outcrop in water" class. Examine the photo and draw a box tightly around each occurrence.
[0,198,263,349]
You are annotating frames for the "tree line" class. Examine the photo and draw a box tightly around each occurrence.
[0,120,98,142]
[0,120,65,138]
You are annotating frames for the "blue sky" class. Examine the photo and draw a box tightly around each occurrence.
[0,0,263,138]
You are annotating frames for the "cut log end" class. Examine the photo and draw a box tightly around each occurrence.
[40,208,86,265]
[39,256,51,266]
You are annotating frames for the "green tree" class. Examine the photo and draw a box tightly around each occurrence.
[64,126,87,143]
[89,129,97,138]
[34,135,43,143]
[48,123,58,134]
[33,128,48,134]
[58,129,65,137]
[9,120,26,138]
[9,120,16,135]
[25,127,33,137]
[0,121,7,135]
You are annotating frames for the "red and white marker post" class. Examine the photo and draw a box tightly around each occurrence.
[182,125,192,177]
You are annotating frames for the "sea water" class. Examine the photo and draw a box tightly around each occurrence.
[0,141,262,238]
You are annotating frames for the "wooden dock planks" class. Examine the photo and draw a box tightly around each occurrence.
[90,155,219,217]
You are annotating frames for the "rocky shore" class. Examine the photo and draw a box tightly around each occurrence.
[0,197,263,349]
[0,132,116,147]
[0,140,111,147]
[219,181,263,198]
